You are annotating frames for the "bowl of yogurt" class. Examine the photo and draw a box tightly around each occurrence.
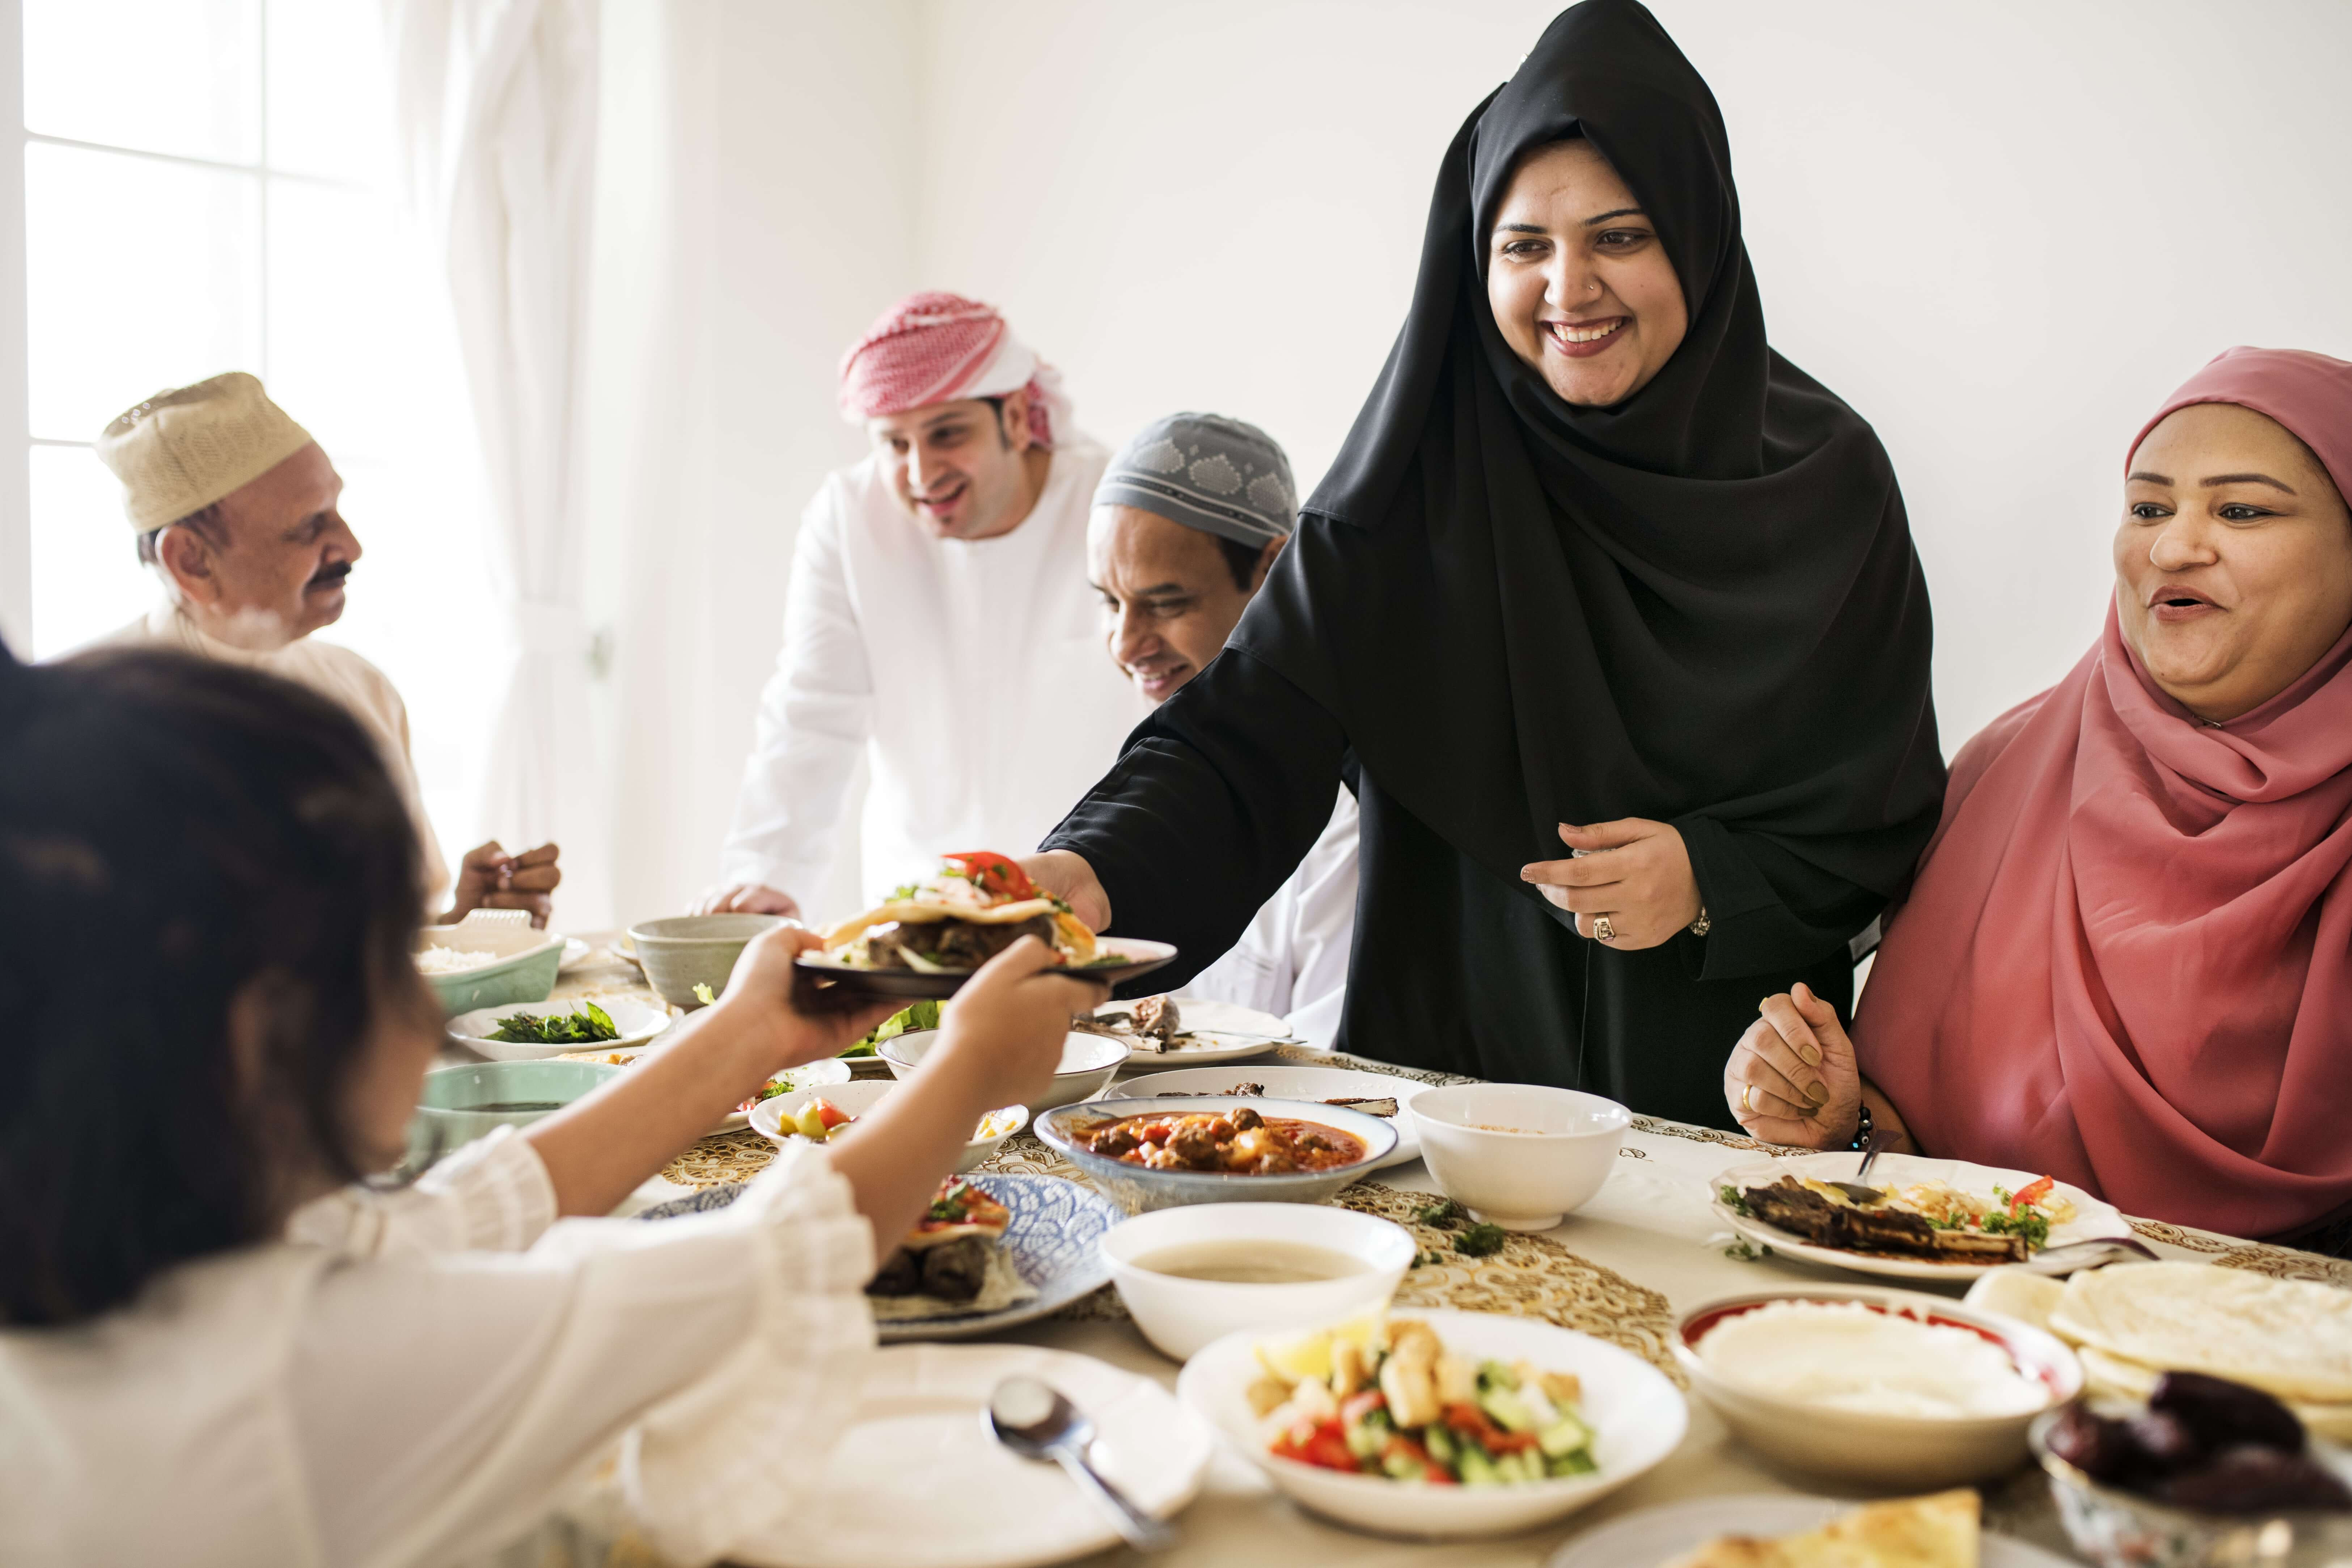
[1673,1285,2082,1487]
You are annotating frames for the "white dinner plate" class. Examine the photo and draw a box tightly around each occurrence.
[446,996,676,1061]
[1093,996,1297,1065]
[1708,1150,2129,1281]
[729,1343,1212,1568]
[1108,1065,1422,1170]
[1545,1493,2076,1568]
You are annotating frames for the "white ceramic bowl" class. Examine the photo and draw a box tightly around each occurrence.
[1408,1083,1630,1230]
[748,1078,1027,1174]
[1673,1285,2083,1488]
[445,996,675,1061]
[1100,1202,1414,1360]
[1179,1306,1687,1540]
[878,1028,1129,1113]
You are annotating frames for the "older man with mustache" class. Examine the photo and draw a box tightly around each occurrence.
[88,372,560,923]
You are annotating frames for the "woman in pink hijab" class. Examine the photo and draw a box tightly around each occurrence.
[1723,347,2352,1249]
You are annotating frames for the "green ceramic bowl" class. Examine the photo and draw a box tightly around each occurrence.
[627,913,782,1007]
[410,1060,621,1157]
[414,929,564,1017]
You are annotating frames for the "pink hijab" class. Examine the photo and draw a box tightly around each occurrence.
[1857,347,2352,1240]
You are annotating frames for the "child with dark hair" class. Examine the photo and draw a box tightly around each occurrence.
[0,644,1101,1565]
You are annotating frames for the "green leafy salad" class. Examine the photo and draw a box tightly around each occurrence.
[845,999,940,1058]
[486,1002,620,1045]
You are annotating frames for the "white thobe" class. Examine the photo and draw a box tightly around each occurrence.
[719,438,1147,899]
[0,1132,875,1568]
[90,604,451,901]
[1184,787,1360,1049]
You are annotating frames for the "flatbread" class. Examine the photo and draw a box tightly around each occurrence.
[1962,1268,2065,1334]
[866,1244,1037,1322]
[2049,1263,2352,1404]
[1665,1489,1979,1568]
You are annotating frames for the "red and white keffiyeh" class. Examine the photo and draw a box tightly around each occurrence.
[837,291,1069,449]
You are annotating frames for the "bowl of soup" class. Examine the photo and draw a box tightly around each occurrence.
[1101,1201,1416,1360]
[1035,1095,1398,1214]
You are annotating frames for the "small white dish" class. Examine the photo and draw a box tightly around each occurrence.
[1109,1065,1422,1170]
[729,1343,1213,1568]
[446,996,675,1061]
[1100,1201,1413,1360]
[718,1055,852,1133]
[1408,1083,1630,1230]
[1545,1493,2079,1568]
[749,1079,1026,1174]
[555,935,592,973]
[1179,1306,1686,1540]
[1672,1284,2082,1488]
[1708,1150,2130,1281]
[880,1029,1128,1113]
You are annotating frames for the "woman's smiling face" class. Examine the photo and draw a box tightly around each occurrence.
[2117,401,2352,722]
[1486,139,1688,408]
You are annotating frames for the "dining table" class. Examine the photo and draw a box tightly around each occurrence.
[496,937,2352,1568]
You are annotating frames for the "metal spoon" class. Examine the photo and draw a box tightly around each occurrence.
[1821,1124,1895,1205]
[985,1375,1176,1553]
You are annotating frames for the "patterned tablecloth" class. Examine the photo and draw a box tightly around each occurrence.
[513,940,2348,1566]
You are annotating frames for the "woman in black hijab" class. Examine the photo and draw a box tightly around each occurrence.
[1032,0,1944,1128]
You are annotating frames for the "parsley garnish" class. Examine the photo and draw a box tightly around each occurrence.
[1412,1198,1466,1229]
[1454,1223,1507,1258]
[487,1001,619,1044]
[1717,1184,1752,1218]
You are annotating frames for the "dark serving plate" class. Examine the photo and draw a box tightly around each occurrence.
[793,937,1179,1002]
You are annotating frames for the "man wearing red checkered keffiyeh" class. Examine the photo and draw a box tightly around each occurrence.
[696,293,1143,920]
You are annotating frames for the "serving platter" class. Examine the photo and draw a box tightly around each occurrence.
[447,995,676,1061]
[639,1172,1122,1342]
[1108,1064,1422,1170]
[794,936,1177,1000]
[1708,1150,2128,1281]
[732,1342,1212,1568]
[1088,996,1298,1065]
[1544,1493,2075,1568]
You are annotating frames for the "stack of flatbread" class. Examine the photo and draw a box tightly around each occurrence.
[1667,1489,1978,1568]
[1967,1262,2352,1441]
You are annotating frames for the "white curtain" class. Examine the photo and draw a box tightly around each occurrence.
[381,0,609,927]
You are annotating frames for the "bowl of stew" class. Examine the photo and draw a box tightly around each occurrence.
[1035,1095,1399,1214]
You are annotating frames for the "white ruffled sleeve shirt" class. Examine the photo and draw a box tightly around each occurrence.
[0,1131,875,1568]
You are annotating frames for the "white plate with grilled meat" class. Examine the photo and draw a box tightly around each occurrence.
[1708,1151,2127,1282]
[1088,996,1298,1064]
[1108,1065,1422,1170]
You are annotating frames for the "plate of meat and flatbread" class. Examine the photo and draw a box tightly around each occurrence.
[1082,996,1299,1065]
[795,850,1177,1000]
[1709,1151,2127,1282]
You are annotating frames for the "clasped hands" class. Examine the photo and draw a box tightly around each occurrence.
[1519,819,1701,949]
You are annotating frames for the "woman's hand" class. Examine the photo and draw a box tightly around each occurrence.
[1520,819,1701,948]
[1725,982,1861,1147]
[715,925,899,1071]
[1018,849,1112,932]
[926,937,1111,1110]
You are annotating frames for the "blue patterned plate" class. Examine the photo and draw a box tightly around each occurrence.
[638,1171,1122,1341]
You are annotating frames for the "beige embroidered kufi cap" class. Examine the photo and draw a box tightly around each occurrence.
[95,371,314,532]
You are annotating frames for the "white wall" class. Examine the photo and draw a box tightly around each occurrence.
[591,0,2352,922]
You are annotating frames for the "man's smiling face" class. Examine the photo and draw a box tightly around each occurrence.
[1088,504,1276,703]
[157,441,362,648]
[869,395,1037,541]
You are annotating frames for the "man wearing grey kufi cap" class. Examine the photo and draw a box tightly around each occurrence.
[1087,413,1358,1048]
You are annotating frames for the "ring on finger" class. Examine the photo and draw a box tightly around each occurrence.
[1592,914,1616,942]
[1739,1083,1754,1114]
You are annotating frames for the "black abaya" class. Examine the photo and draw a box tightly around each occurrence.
[1043,0,1945,1129]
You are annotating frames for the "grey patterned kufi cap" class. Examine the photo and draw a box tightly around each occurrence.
[1092,412,1296,546]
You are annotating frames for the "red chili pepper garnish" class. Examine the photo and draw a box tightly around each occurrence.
[2010,1175,2055,1215]
[941,851,1039,904]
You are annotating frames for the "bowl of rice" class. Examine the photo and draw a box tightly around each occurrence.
[415,913,564,1016]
